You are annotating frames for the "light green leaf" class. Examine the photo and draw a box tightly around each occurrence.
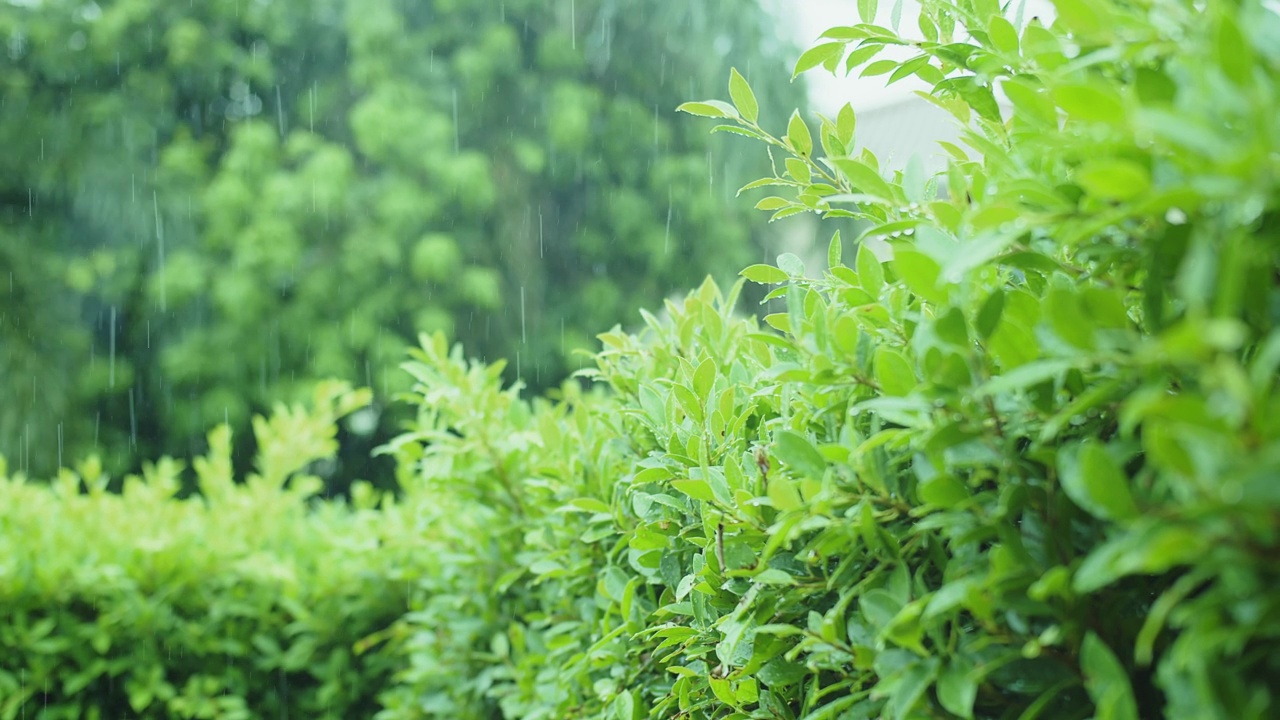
[837,103,856,145]
[755,196,791,211]
[728,67,759,123]
[874,346,916,396]
[671,478,715,502]
[1053,83,1125,125]
[793,42,846,80]
[676,101,738,119]
[857,242,884,295]
[892,248,947,304]
[834,159,896,200]
[987,15,1020,55]
[1075,159,1151,201]
[827,230,843,269]
[768,474,803,511]
[787,110,813,157]
[774,430,826,479]
[740,264,789,284]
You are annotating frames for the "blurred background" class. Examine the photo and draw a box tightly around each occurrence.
[0,0,951,491]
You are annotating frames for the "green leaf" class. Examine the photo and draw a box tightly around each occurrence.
[987,15,1020,55]
[755,196,791,211]
[1054,0,1102,35]
[827,230,843,269]
[859,59,900,77]
[777,252,806,276]
[860,589,901,628]
[856,242,885,295]
[858,0,879,22]
[1075,159,1151,201]
[1081,633,1139,720]
[1053,83,1125,125]
[728,68,759,123]
[836,103,857,145]
[787,110,813,157]
[785,157,812,184]
[671,478,716,503]
[1074,522,1210,593]
[693,358,716,402]
[740,264,789,284]
[768,474,803,511]
[975,290,1005,340]
[793,42,845,80]
[834,159,896,199]
[892,248,947,304]
[676,101,738,119]
[1058,441,1139,522]
[567,497,611,514]
[1045,286,1095,349]
[711,124,766,140]
[774,430,826,480]
[874,346,916,396]
[919,474,969,508]
[934,307,968,346]
[937,660,977,719]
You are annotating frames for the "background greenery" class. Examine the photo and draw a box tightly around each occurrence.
[0,0,799,484]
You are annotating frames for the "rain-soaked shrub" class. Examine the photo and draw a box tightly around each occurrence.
[0,382,433,718]
[379,0,1280,717]
[0,0,801,482]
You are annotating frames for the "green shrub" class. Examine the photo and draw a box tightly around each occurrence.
[0,0,799,481]
[382,0,1279,717]
[0,381,431,719]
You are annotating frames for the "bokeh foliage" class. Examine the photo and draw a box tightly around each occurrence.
[0,0,798,480]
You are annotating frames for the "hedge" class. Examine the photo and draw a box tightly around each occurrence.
[378,0,1280,716]
[0,382,431,718]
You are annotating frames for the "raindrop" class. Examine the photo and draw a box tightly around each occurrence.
[452,87,459,153]
[664,188,672,254]
[521,286,527,345]
[154,191,165,311]
[68,31,87,52]
[109,306,116,388]
[1165,207,1187,225]
[275,84,285,137]
[128,390,137,449]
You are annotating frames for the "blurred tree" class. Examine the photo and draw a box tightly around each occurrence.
[0,0,801,486]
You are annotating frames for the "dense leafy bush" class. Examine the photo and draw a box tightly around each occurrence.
[0,382,431,719]
[381,0,1279,717]
[0,0,798,479]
